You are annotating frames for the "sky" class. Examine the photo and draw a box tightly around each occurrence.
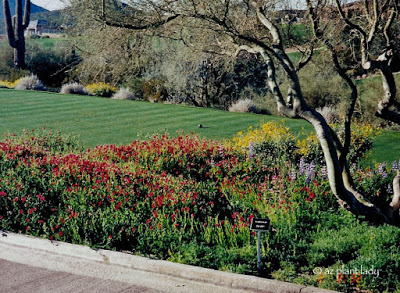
[31,0,69,11]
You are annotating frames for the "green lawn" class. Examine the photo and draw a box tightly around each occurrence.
[26,37,68,48]
[0,89,398,165]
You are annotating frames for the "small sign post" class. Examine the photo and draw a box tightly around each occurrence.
[250,218,270,273]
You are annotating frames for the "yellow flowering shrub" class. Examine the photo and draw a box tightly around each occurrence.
[337,123,378,164]
[86,82,117,97]
[296,131,323,163]
[0,80,17,89]
[233,121,378,165]
[232,121,299,163]
[232,121,293,150]
[296,123,378,164]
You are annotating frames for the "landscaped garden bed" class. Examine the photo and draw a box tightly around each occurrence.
[0,124,399,293]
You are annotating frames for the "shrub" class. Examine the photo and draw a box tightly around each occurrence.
[232,121,298,163]
[297,123,377,165]
[111,87,135,100]
[142,79,166,102]
[86,82,117,98]
[0,80,17,89]
[233,121,377,166]
[25,42,80,88]
[316,105,342,124]
[14,75,44,91]
[60,82,89,95]
[229,99,258,113]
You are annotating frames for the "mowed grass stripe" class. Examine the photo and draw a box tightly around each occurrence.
[0,89,283,147]
[0,89,398,165]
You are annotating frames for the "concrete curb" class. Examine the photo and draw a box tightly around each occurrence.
[0,230,339,293]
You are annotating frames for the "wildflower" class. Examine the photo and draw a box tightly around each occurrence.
[378,163,387,178]
[115,202,123,210]
[249,141,255,159]
[0,191,6,197]
[37,194,45,201]
[299,157,305,175]
[290,169,297,181]
[392,161,398,173]
[305,161,315,184]
[321,166,327,179]
[210,155,215,168]
[218,145,224,157]
[59,231,63,237]
[388,184,393,194]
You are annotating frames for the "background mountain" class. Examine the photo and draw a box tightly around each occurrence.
[0,0,48,20]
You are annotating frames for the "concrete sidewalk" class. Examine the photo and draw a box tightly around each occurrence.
[0,231,339,293]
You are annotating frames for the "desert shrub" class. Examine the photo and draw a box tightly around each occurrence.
[0,41,79,87]
[142,79,166,102]
[14,74,44,91]
[316,105,342,124]
[0,42,31,82]
[86,82,117,98]
[112,87,135,100]
[121,78,144,100]
[25,42,80,88]
[0,42,16,80]
[144,42,269,109]
[228,99,258,113]
[60,82,89,95]
[240,86,275,115]
[297,54,349,109]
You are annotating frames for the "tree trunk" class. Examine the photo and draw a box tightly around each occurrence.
[14,40,25,69]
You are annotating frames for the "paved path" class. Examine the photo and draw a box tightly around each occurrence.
[0,259,160,293]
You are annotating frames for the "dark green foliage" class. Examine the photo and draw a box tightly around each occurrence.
[25,43,80,87]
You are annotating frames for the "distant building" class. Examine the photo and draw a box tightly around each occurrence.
[25,19,63,37]
[274,9,306,24]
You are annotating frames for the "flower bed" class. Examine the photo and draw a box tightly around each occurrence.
[0,128,399,292]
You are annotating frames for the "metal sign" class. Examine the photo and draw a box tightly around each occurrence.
[250,218,270,231]
[250,217,270,274]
